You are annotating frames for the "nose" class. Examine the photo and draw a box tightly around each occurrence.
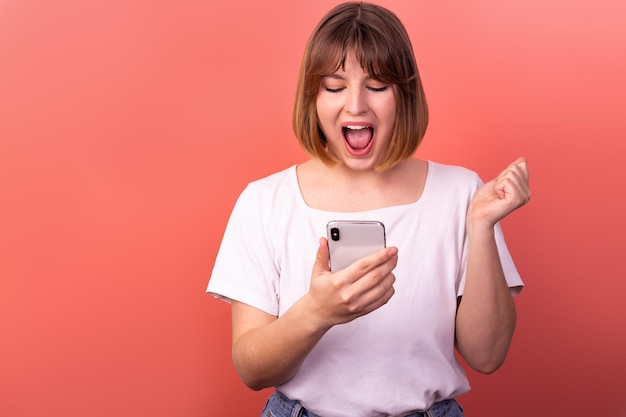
[345,87,368,115]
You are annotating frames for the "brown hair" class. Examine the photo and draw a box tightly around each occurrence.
[292,1,428,170]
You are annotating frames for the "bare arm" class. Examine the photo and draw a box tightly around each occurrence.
[455,158,530,374]
[232,238,397,390]
[231,297,328,390]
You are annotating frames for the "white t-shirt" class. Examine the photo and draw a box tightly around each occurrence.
[207,161,523,417]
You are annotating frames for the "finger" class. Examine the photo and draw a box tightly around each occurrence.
[499,157,529,182]
[495,175,531,207]
[510,159,529,184]
[345,247,398,294]
[357,274,396,315]
[503,159,530,194]
[345,246,398,279]
[495,162,529,199]
[312,237,331,276]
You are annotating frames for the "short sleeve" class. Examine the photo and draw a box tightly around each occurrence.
[455,173,524,298]
[494,222,524,295]
[206,184,280,316]
[456,221,524,298]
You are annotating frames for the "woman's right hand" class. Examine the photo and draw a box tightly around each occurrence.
[231,238,397,390]
[306,237,398,328]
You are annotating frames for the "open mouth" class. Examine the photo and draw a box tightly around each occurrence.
[342,126,374,154]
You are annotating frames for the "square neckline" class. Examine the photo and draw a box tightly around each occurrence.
[290,160,434,216]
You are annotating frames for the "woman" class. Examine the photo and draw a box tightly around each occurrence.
[208,2,530,416]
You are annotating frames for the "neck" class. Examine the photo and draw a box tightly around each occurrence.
[296,157,426,212]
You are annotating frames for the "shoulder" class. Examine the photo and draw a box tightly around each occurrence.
[422,161,482,206]
[240,165,297,198]
[429,161,479,182]
[427,161,482,190]
[248,165,296,188]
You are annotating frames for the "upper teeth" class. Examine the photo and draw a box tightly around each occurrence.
[345,126,368,130]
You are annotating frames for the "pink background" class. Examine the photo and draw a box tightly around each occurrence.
[1,0,625,415]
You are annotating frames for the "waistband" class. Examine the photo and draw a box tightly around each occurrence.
[268,390,462,417]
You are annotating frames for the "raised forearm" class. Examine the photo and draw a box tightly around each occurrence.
[455,225,516,374]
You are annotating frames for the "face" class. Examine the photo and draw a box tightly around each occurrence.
[316,52,396,172]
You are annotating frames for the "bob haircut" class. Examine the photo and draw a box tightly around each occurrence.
[292,1,428,170]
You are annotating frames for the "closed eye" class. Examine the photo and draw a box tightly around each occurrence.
[325,87,345,93]
[367,85,389,92]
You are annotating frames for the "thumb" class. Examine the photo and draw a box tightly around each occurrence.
[312,237,331,276]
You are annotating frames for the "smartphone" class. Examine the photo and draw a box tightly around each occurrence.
[326,220,386,272]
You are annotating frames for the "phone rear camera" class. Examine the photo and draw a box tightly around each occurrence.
[330,227,340,241]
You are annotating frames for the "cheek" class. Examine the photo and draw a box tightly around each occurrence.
[315,95,326,118]
[315,98,323,118]
[382,101,397,128]
[384,96,397,117]
[314,102,331,140]
[315,97,336,128]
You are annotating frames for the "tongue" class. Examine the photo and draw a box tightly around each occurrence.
[345,128,372,150]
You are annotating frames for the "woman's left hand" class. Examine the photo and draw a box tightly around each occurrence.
[468,157,531,227]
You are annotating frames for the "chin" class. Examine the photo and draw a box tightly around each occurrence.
[340,158,380,172]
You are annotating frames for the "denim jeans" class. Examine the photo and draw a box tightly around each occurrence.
[261,390,464,417]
